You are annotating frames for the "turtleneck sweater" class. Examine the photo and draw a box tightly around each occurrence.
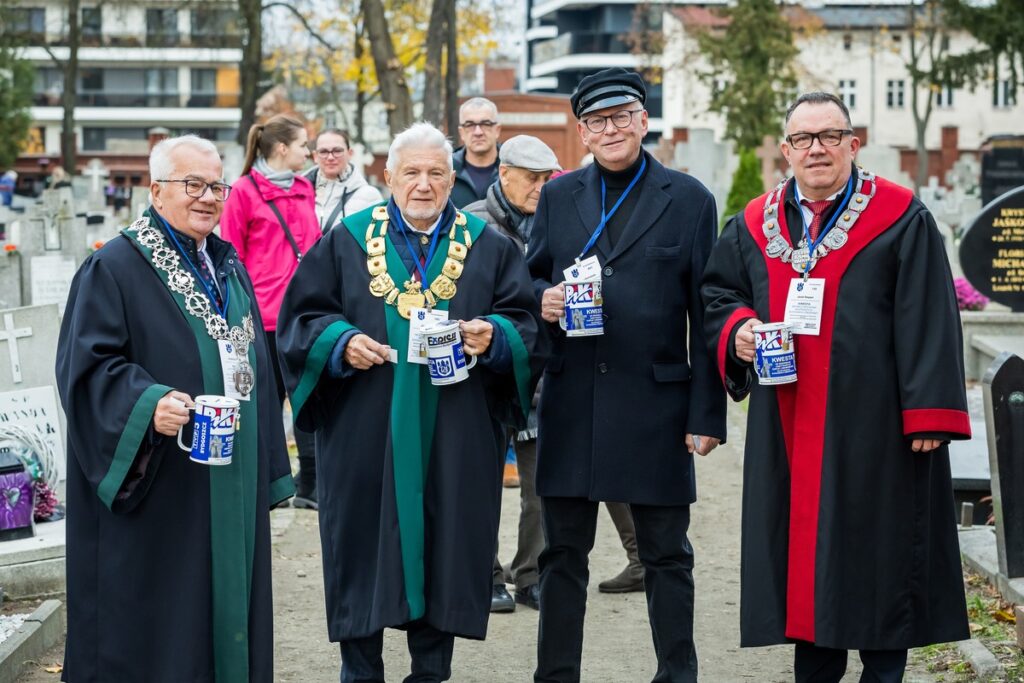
[595,151,647,249]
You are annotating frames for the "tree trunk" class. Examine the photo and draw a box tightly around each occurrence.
[360,0,414,136]
[60,0,81,174]
[444,0,459,137]
[354,23,366,145]
[421,0,447,126]
[237,0,262,146]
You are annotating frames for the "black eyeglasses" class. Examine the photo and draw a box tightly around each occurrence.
[158,178,231,200]
[459,120,498,130]
[582,108,644,134]
[316,148,348,157]
[785,129,853,150]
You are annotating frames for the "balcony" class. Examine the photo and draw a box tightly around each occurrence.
[532,31,632,65]
[32,91,242,108]
[146,32,181,48]
[190,32,244,49]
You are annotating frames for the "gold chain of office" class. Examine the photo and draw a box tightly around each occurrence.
[364,205,474,319]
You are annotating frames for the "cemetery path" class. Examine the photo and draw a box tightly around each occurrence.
[17,404,942,682]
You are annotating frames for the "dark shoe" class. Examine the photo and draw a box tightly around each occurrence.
[490,584,515,613]
[514,584,540,610]
[293,477,318,510]
[598,564,645,593]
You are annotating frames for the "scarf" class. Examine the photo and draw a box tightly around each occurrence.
[490,181,533,245]
[253,157,296,190]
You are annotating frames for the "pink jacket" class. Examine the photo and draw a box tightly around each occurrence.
[220,170,320,331]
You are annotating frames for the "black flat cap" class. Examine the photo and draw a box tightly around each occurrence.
[570,68,647,119]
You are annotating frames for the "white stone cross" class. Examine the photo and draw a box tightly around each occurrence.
[84,159,109,198]
[0,312,32,384]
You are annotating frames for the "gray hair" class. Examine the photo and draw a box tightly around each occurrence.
[385,122,453,174]
[149,135,221,181]
[459,96,498,121]
[784,92,852,132]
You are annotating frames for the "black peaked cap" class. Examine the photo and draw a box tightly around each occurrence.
[570,68,647,119]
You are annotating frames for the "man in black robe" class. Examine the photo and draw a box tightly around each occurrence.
[528,68,726,682]
[56,135,294,683]
[276,122,543,682]
[701,92,971,682]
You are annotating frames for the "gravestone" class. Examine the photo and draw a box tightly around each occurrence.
[0,250,22,309]
[9,190,88,314]
[0,304,65,482]
[83,159,109,212]
[130,186,150,220]
[754,135,781,193]
[982,352,1024,578]
[959,185,1024,311]
[981,136,1024,206]
[856,144,913,189]
[674,129,736,217]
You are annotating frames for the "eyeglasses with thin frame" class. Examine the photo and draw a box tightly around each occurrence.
[158,178,231,201]
[582,108,645,134]
[459,120,498,131]
[316,147,348,157]
[785,129,853,150]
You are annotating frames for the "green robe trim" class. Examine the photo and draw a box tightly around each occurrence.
[484,314,532,420]
[291,319,356,422]
[270,472,296,506]
[97,382,173,510]
[344,210,485,619]
[123,211,259,683]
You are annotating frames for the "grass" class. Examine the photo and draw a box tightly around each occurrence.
[912,570,1024,681]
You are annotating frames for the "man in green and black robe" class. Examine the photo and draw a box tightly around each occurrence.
[56,136,294,683]
[276,122,544,682]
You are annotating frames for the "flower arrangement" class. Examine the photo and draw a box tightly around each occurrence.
[954,277,989,311]
[3,244,16,255]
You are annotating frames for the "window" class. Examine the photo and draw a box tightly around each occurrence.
[146,9,178,46]
[81,6,102,41]
[33,67,63,105]
[935,85,954,108]
[9,7,45,40]
[886,79,905,109]
[189,68,217,106]
[190,9,240,47]
[82,127,148,152]
[843,34,852,50]
[994,79,1016,108]
[839,79,857,109]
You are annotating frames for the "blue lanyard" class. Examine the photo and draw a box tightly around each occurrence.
[577,156,647,262]
[393,209,443,283]
[160,216,229,318]
[799,174,854,278]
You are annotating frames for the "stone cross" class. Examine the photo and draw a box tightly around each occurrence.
[84,159,109,201]
[754,135,780,193]
[983,352,1024,578]
[0,312,31,384]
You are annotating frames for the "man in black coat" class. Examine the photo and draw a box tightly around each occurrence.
[527,68,727,682]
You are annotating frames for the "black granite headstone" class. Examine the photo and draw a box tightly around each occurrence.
[959,185,1024,312]
[981,136,1024,206]
[983,352,1024,579]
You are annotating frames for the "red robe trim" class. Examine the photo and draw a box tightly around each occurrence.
[717,307,759,384]
[741,176,913,643]
[902,408,971,437]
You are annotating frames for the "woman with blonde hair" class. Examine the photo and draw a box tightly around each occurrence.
[221,115,321,509]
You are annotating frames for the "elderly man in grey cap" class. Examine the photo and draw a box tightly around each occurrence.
[528,67,726,682]
[464,134,560,615]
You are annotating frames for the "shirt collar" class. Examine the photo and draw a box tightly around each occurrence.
[794,181,843,205]
[401,211,444,235]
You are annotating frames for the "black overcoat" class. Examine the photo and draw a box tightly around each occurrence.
[527,152,726,506]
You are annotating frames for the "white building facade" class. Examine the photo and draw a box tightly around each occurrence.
[662,1,1024,152]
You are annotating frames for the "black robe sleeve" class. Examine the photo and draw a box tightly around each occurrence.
[700,215,759,402]
[56,255,172,513]
[892,207,972,440]
[275,228,358,433]
[526,186,556,301]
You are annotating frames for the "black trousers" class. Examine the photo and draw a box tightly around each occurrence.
[265,330,316,486]
[794,641,907,683]
[535,497,697,683]
[339,622,455,683]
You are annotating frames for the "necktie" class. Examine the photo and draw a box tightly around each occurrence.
[800,199,833,243]
[190,245,223,309]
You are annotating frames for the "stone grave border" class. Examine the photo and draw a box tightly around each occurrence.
[0,600,62,683]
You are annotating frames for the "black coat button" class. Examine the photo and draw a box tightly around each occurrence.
[598,363,608,374]
[603,266,614,277]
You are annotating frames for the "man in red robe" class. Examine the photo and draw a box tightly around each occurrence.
[701,92,971,682]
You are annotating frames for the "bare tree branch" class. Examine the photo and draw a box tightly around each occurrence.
[262,1,338,51]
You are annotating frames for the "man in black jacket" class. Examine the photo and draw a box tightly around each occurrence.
[528,68,726,683]
[464,135,560,614]
[451,97,501,208]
